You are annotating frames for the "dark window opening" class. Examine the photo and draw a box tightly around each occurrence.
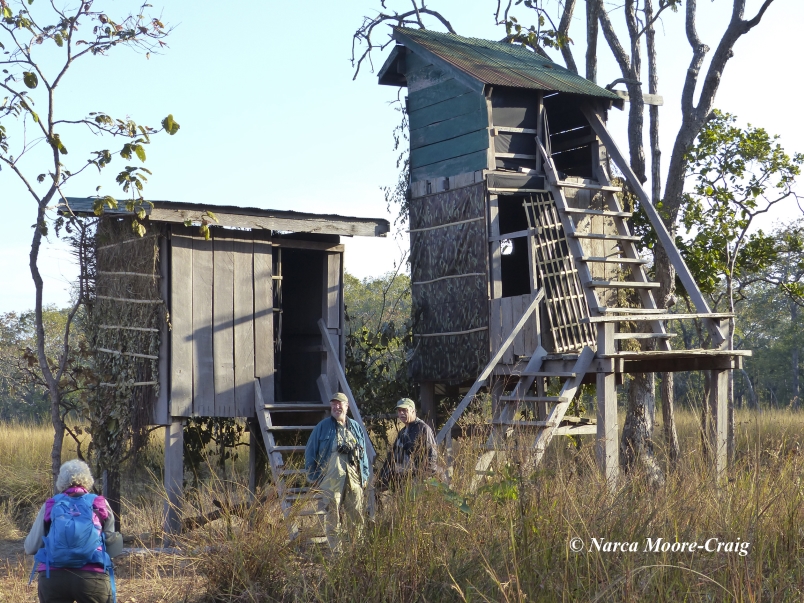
[498,195,530,235]
[500,237,531,297]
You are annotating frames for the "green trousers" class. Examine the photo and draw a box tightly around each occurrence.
[319,478,364,551]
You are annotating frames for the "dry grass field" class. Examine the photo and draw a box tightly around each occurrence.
[0,408,802,602]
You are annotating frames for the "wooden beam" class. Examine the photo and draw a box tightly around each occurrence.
[710,369,728,481]
[162,418,183,536]
[579,105,726,345]
[585,312,734,323]
[596,323,618,490]
[611,89,664,106]
[64,197,390,238]
[436,289,545,444]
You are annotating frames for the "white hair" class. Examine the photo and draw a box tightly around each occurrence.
[56,459,95,492]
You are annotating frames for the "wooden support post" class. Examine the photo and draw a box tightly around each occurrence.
[419,381,436,429]
[248,417,267,498]
[488,194,502,299]
[535,90,544,172]
[596,323,618,489]
[710,369,728,481]
[163,418,183,537]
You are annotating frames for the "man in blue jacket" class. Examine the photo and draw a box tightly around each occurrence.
[305,392,369,551]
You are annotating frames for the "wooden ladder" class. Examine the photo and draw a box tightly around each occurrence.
[470,346,595,490]
[254,380,329,541]
[252,319,377,542]
[536,140,671,350]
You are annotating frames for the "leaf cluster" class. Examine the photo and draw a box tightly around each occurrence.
[679,110,803,296]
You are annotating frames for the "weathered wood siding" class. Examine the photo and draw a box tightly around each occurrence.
[169,227,276,418]
[563,178,619,308]
[321,252,342,400]
[489,293,540,362]
[407,52,490,183]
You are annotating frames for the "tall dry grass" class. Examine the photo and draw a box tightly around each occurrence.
[181,408,804,602]
[2,409,804,602]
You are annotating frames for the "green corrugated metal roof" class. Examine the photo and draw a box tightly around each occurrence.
[393,27,619,100]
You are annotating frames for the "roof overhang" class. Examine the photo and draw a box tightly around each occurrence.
[62,198,390,238]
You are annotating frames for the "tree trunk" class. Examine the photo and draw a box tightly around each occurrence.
[585,0,599,82]
[660,373,680,467]
[701,370,712,462]
[31,201,65,491]
[621,373,663,484]
[792,302,800,408]
[103,469,122,532]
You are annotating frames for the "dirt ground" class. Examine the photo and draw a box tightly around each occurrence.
[0,538,203,603]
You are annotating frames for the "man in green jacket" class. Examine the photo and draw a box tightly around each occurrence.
[305,392,369,551]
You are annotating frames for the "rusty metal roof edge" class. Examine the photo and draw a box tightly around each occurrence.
[61,197,391,235]
[392,28,486,93]
[393,27,619,100]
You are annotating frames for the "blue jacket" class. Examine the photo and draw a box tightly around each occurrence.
[305,416,370,487]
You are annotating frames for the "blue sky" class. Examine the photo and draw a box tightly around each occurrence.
[1,0,801,313]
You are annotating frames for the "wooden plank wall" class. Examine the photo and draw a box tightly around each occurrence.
[489,292,539,361]
[253,241,274,406]
[170,234,194,417]
[213,236,235,417]
[233,238,255,417]
[321,252,342,400]
[169,227,276,418]
[406,52,490,183]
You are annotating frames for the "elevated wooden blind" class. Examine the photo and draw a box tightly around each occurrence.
[524,193,596,353]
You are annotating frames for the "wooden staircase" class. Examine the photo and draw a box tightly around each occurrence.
[254,380,328,541]
[252,319,377,542]
[470,346,595,490]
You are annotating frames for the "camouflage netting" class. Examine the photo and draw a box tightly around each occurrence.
[87,218,165,467]
[409,182,489,383]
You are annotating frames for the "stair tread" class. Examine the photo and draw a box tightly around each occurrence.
[597,307,666,314]
[588,280,660,288]
[563,208,632,217]
[571,232,641,241]
[613,332,676,339]
[499,395,564,402]
[492,420,556,428]
[264,403,329,411]
[269,445,307,452]
[517,371,577,378]
[580,256,648,264]
[267,425,316,431]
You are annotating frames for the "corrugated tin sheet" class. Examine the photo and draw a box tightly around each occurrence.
[395,27,619,100]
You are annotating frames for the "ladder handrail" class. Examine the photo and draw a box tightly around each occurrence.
[435,288,545,445]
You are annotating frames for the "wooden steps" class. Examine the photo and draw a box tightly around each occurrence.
[613,332,675,340]
[267,445,306,452]
[563,208,632,218]
[492,420,556,428]
[516,371,577,378]
[571,232,642,242]
[587,280,661,289]
[580,256,648,265]
[263,403,329,411]
[499,395,563,403]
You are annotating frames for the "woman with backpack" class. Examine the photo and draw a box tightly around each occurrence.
[25,459,117,603]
